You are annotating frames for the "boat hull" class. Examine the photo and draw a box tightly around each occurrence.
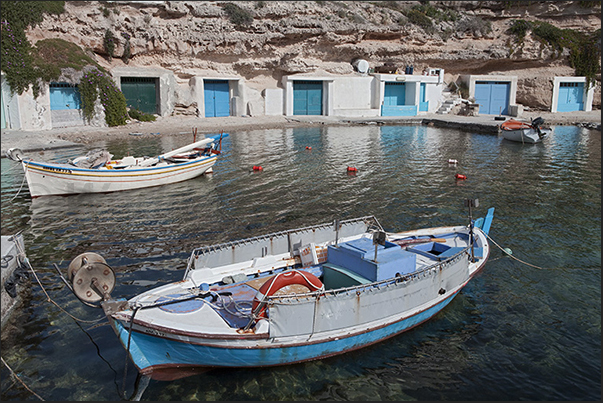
[501,128,551,143]
[22,156,217,197]
[112,287,463,380]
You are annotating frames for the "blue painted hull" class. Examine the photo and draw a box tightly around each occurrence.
[113,289,460,379]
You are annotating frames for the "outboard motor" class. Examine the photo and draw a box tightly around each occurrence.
[531,117,545,138]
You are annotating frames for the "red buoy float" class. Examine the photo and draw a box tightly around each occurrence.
[252,165,263,171]
[455,173,467,180]
[251,270,323,319]
[347,166,358,173]
[305,146,312,150]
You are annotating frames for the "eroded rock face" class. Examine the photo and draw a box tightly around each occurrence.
[26,1,601,109]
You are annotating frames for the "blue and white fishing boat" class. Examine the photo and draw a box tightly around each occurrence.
[6,133,227,197]
[66,203,494,381]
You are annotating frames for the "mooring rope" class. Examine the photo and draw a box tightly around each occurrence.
[7,162,28,202]
[12,238,105,325]
[1,357,45,401]
[485,232,551,270]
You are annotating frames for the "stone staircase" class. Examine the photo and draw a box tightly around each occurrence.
[436,95,462,114]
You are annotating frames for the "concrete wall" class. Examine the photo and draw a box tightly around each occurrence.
[264,88,284,116]
[50,109,86,128]
[331,77,379,117]
[17,87,52,131]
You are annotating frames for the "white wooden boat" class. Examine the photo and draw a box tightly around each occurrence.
[500,117,551,144]
[64,203,494,381]
[5,133,227,197]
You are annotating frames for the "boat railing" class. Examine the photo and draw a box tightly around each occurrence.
[268,245,470,303]
[184,216,383,278]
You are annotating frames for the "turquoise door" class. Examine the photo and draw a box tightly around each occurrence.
[558,82,584,112]
[419,83,429,112]
[121,77,158,114]
[475,81,510,115]
[49,83,81,110]
[381,82,417,116]
[293,81,323,115]
[204,80,230,117]
[384,82,405,106]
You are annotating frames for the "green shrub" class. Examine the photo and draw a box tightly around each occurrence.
[508,19,532,41]
[0,1,65,96]
[80,68,128,127]
[128,108,156,122]
[405,9,433,31]
[461,16,492,36]
[121,32,131,64]
[221,3,253,26]
[508,20,600,87]
[104,29,115,60]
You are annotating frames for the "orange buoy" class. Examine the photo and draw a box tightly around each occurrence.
[252,165,263,171]
[455,173,467,180]
[347,166,358,173]
[305,146,312,150]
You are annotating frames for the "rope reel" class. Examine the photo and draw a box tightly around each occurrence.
[67,252,116,304]
[6,148,24,161]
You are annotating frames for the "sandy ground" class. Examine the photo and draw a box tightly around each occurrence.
[1,110,600,156]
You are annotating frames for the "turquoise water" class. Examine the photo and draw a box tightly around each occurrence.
[1,124,600,401]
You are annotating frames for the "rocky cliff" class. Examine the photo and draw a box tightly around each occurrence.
[26,1,601,110]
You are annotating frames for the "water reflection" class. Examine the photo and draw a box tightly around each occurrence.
[1,124,600,401]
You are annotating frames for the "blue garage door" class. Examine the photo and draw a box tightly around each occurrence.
[475,81,510,115]
[558,82,584,112]
[293,81,323,115]
[49,83,81,110]
[382,82,417,116]
[204,80,230,117]
[384,82,405,106]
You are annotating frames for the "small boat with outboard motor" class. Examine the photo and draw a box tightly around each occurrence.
[500,117,551,144]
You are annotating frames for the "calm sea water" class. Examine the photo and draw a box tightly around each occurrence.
[1,124,600,401]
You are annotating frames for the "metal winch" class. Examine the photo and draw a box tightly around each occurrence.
[67,252,116,306]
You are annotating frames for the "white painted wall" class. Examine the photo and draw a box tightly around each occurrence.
[17,87,52,130]
[331,77,379,117]
[264,88,284,116]
[1,73,21,130]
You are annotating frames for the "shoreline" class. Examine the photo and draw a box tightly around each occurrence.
[2,110,600,156]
